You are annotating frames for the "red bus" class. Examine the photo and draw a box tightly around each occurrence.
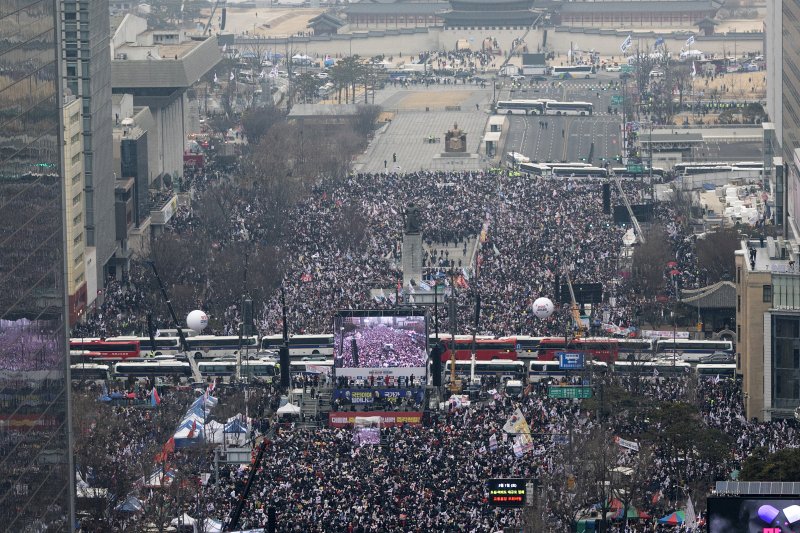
[536,337,619,363]
[435,335,517,362]
[69,339,141,361]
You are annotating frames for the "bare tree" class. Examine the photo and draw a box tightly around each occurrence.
[695,227,740,283]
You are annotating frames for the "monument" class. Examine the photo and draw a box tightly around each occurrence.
[445,122,467,153]
[402,203,423,288]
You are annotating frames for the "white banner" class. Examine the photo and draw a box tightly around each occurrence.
[614,436,640,452]
[640,330,690,339]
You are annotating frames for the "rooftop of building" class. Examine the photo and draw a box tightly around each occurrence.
[558,0,721,13]
[739,238,800,275]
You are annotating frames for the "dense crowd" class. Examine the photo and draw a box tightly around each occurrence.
[72,165,702,344]
[171,374,797,533]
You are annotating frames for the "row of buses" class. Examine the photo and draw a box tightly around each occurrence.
[71,359,334,382]
[446,359,736,384]
[72,357,735,385]
[70,334,732,366]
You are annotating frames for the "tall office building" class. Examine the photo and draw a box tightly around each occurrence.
[767,0,800,230]
[62,0,115,292]
[0,0,75,529]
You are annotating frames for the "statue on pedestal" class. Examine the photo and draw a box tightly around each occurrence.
[404,203,421,234]
[445,122,467,153]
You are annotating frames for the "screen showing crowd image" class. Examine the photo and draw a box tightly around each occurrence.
[334,315,427,369]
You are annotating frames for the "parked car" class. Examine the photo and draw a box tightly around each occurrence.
[606,65,621,72]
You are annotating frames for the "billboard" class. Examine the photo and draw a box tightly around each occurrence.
[333,311,427,380]
[707,497,800,533]
[332,388,425,405]
[487,479,527,508]
[328,411,423,428]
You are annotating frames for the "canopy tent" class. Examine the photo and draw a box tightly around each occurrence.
[613,506,650,520]
[170,513,196,527]
[204,420,225,444]
[115,495,143,513]
[144,467,175,488]
[659,510,685,525]
[224,419,248,434]
[276,403,301,416]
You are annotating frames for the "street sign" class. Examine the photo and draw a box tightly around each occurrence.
[557,352,585,370]
[611,95,623,105]
[627,164,645,174]
[621,65,634,74]
[548,386,593,399]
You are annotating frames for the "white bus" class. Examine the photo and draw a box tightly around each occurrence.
[544,101,594,116]
[70,363,112,381]
[259,334,334,358]
[198,359,279,381]
[114,360,193,378]
[445,359,526,383]
[654,339,734,363]
[528,360,564,383]
[551,166,608,178]
[289,334,334,357]
[496,99,546,115]
[185,335,259,359]
[613,360,692,377]
[695,364,737,379]
[551,65,596,79]
[519,162,552,177]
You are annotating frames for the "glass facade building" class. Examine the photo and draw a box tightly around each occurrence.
[0,0,74,529]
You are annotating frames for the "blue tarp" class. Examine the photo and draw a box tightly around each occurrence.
[224,419,248,434]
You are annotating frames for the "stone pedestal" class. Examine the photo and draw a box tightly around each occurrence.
[402,232,423,288]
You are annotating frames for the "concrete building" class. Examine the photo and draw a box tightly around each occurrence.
[61,0,116,290]
[766,0,800,234]
[63,95,88,324]
[736,238,800,421]
[0,0,74,528]
[108,17,220,254]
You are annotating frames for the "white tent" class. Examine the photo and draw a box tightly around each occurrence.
[276,402,301,416]
[171,513,196,527]
[204,420,225,444]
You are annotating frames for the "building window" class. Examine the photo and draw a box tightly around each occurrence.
[73,233,83,246]
[737,295,741,313]
[74,253,83,266]
[73,213,82,226]
[737,325,741,343]
[76,272,85,285]
[72,173,81,185]
[71,152,81,164]
[72,192,81,206]
[70,132,80,144]
[763,285,773,303]
[737,267,741,284]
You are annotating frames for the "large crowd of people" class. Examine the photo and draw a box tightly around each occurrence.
[96,373,790,533]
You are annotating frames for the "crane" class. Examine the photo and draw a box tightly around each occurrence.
[204,0,226,35]
[495,12,544,80]
[564,271,585,339]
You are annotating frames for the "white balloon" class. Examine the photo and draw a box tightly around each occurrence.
[187,310,209,333]
[532,297,555,319]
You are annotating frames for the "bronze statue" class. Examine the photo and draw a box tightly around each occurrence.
[404,203,421,234]
[445,122,467,153]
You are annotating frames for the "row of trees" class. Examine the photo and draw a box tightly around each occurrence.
[292,55,386,105]
[536,376,732,531]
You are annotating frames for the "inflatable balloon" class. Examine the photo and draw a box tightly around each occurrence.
[187,310,209,333]
[532,297,555,319]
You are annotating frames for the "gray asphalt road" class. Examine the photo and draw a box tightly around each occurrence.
[506,114,621,163]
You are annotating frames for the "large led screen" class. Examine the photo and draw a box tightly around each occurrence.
[708,497,800,533]
[333,312,427,380]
